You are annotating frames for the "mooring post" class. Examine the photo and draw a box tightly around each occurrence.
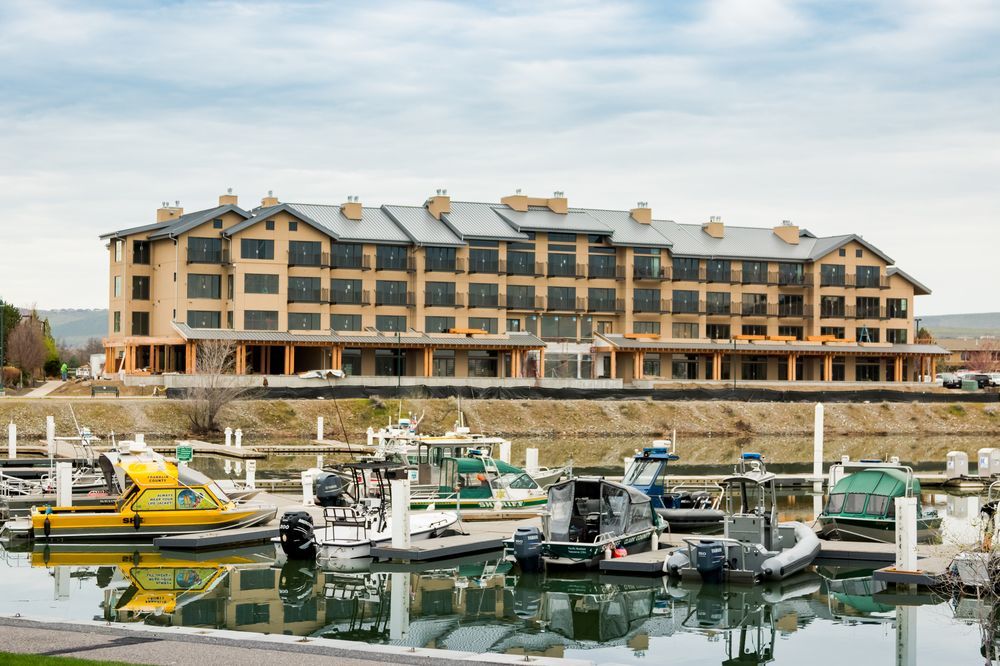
[813,403,824,481]
[224,427,232,447]
[895,496,917,571]
[499,440,512,464]
[390,477,411,550]
[8,422,16,459]
[316,416,324,442]
[316,455,324,470]
[46,415,55,459]
[235,428,243,449]
[135,433,144,446]
[366,426,375,447]
[525,448,539,476]
[388,571,411,641]
[245,460,256,490]
[56,461,72,507]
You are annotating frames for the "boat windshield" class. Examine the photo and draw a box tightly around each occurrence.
[493,473,537,490]
[206,481,231,504]
[623,460,659,487]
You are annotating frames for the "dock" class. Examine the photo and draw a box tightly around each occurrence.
[154,525,279,550]
[370,518,534,562]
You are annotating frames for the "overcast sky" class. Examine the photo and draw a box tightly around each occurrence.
[1,0,997,315]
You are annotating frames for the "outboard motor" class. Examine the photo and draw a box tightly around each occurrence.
[314,472,349,507]
[694,539,726,583]
[279,511,317,560]
[512,525,543,573]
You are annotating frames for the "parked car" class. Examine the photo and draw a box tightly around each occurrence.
[940,373,962,389]
[989,372,1000,388]
[74,366,91,379]
[961,373,992,389]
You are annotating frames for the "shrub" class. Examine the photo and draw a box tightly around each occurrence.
[947,404,966,417]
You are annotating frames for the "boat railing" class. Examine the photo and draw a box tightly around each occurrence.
[323,505,380,541]
[667,482,725,510]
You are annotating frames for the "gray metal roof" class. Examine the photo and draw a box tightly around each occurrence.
[172,322,543,348]
[494,207,613,234]
[99,220,168,241]
[440,201,529,241]
[225,203,412,245]
[580,209,673,248]
[595,334,950,356]
[381,205,464,247]
[147,205,250,240]
[886,267,932,295]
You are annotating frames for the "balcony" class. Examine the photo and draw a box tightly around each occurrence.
[426,257,466,273]
[468,260,501,275]
[375,291,413,307]
[587,298,625,313]
[820,306,846,319]
[288,287,329,304]
[546,262,585,279]
[187,250,223,264]
[330,255,371,271]
[504,295,544,311]
[288,250,329,268]
[705,302,732,316]
[769,272,812,287]
[467,293,500,308]
[670,300,701,315]
[633,265,671,281]
[777,303,807,317]
[587,264,623,280]
[504,259,544,277]
[330,289,371,306]
[425,291,463,308]
[374,256,410,272]
[738,302,771,317]
[844,274,885,289]
[546,297,586,312]
[635,298,669,314]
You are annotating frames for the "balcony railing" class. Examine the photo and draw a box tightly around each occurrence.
[504,259,544,277]
[375,291,413,306]
[587,264,622,280]
[844,274,886,289]
[820,305,846,319]
[546,297,586,312]
[770,272,812,287]
[467,293,500,308]
[587,298,625,313]
[330,254,371,270]
[468,260,501,275]
[546,262,585,279]
[633,265,671,281]
[374,256,410,272]
[705,302,732,316]
[738,302,771,317]
[670,300,701,315]
[288,250,328,267]
[187,249,223,264]
[288,287,329,304]
[504,295,544,310]
[425,291,463,307]
[425,257,466,273]
[330,289,371,306]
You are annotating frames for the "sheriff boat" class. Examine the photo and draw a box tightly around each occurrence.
[409,452,548,512]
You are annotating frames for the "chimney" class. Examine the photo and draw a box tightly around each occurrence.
[219,187,238,206]
[773,219,800,245]
[500,189,528,212]
[426,189,451,220]
[341,195,363,221]
[500,189,568,214]
[702,215,724,238]
[156,200,183,223]
[630,201,652,225]
[261,190,279,207]
[547,190,568,214]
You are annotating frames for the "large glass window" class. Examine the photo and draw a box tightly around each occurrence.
[673,257,700,281]
[821,264,845,286]
[331,243,363,269]
[506,285,537,309]
[132,276,150,300]
[821,295,845,318]
[634,321,660,335]
[886,298,908,318]
[469,283,499,308]
[547,286,576,310]
[778,325,803,339]
[540,314,577,340]
[856,356,881,381]
[856,296,881,319]
[245,274,279,294]
[113,275,121,297]
[341,348,361,375]
[821,326,845,338]
[425,316,455,333]
[187,274,221,299]
[634,288,661,313]
[742,293,768,316]
[425,281,456,306]
[741,355,768,380]
[469,248,499,274]
[187,310,220,328]
[547,250,576,277]
[887,328,908,343]
[706,291,730,314]
[331,314,362,331]
[425,247,456,271]
[244,310,278,330]
[778,293,804,317]
[375,349,403,376]
[433,350,455,376]
[742,324,767,336]
[506,249,535,276]
[634,254,661,279]
[288,276,322,302]
[288,240,323,266]
[672,322,699,339]
[588,287,617,312]
[856,265,880,288]
[742,261,768,284]
[188,237,222,263]
[706,259,731,283]
[671,289,699,314]
[468,350,498,377]
[376,280,408,306]
[331,279,363,305]
[469,317,498,334]
[240,238,274,260]
[376,245,408,270]
[288,312,321,330]
[777,262,804,285]
[113,311,121,333]
[588,253,616,278]
[375,315,406,331]
[132,240,150,265]
[707,323,731,339]
[131,311,149,335]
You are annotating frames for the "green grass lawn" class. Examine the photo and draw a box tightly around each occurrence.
[0,654,143,666]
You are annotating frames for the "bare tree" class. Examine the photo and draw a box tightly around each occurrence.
[7,320,46,382]
[968,339,1000,373]
[181,339,251,434]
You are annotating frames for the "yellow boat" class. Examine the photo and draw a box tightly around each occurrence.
[31,453,276,540]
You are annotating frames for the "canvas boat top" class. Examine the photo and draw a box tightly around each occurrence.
[824,467,924,518]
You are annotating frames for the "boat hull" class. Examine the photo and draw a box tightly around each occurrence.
[540,528,658,569]
[31,505,277,541]
[316,511,457,561]
[410,495,547,511]
[818,515,942,543]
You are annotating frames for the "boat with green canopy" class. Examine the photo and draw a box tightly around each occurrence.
[818,459,941,543]
[409,453,547,511]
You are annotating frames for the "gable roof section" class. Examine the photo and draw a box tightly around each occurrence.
[146,205,250,240]
[495,207,613,234]
[382,205,464,246]
[886,266,931,295]
[224,203,411,245]
[806,233,894,264]
[440,201,529,241]
[580,209,673,248]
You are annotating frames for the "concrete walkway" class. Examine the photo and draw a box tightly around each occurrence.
[21,380,64,398]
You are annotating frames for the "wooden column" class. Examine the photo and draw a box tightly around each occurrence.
[633,351,643,380]
[331,346,342,371]
[894,356,902,383]
[423,348,432,377]
[787,353,796,381]
[537,349,545,378]
[930,357,937,380]
[289,345,296,374]
[609,350,617,379]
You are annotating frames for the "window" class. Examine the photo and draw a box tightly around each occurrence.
[634,288,662,313]
[706,259,731,283]
[188,274,221,299]
[548,232,575,243]
[113,311,121,333]
[547,249,576,277]
[634,254,661,279]
[227,274,233,299]
[887,328,908,344]
[131,311,149,336]
[821,326,845,339]
[341,348,361,375]
[667,322,696,339]
[588,287,617,312]
[547,286,576,310]
[331,243,363,269]
[742,293,768,316]
[240,569,276,591]
[288,240,323,266]
[188,237,222,263]
[469,248,499,274]
[132,276,150,300]
[331,314,362,331]
[376,245,407,270]
[540,314,578,340]
[244,274,279,294]
[742,324,767,336]
[742,261,768,284]
[839,248,847,257]
[265,220,275,231]
[425,316,455,333]
[288,220,298,232]
[845,492,868,514]
[826,493,846,513]
[821,295,845,318]
[375,349,403,376]
[707,323,730,339]
[469,317,498,334]
[777,262,804,285]
[331,279,363,305]
[213,219,223,229]
[855,249,863,258]
[507,250,535,276]
[425,281,456,306]
[468,350,498,377]
[633,321,660,335]
[425,247,456,271]
[376,280,408,306]
[244,310,278,330]
[588,253,616,278]
[867,495,889,516]
[886,298,908,318]
[856,265,880,288]
[706,292,730,314]
[778,294,804,317]
[288,277,322,302]
[114,240,123,262]
[778,325,803,340]
[672,354,699,379]
[375,315,406,331]
[506,318,521,332]
[469,283,499,308]
[856,356,881,380]
[672,290,699,314]
[742,355,768,380]
[226,311,233,328]
[113,275,121,297]
[433,350,455,376]
[132,240,150,264]
[643,353,662,377]
[856,296,881,319]
[821,264,845,286]
[673,257,700,281]
[856,325,880,342]
[506,285,537,309]
[288,312,321,330]
[240,238,274,260]
[187,310,221,328]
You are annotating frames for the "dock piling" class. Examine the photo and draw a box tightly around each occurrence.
[235,428,243,449]
[225,427,232,447]
[7,422,15,459]
[389,571,411,640]
[498,440,511,464]
[245,460,256,489]
[316,416,324,442]
[390,477,411,550]
[300,470,314,506]
[525,448,539,476]
[45,416,55,459]
[55,462,72,507]
[895,496,917,571]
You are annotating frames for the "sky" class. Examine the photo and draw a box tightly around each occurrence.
[0,0,997,315]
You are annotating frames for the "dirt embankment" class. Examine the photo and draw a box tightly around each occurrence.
[0,396,997,441]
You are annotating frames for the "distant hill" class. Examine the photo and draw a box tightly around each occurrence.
[26,309,108,347]
[922,312,1000,339]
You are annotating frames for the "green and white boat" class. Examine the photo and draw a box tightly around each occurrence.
[818,460,941,543]
[409,454,547,512]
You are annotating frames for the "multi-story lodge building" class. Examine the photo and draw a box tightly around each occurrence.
[100,190,948,383]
